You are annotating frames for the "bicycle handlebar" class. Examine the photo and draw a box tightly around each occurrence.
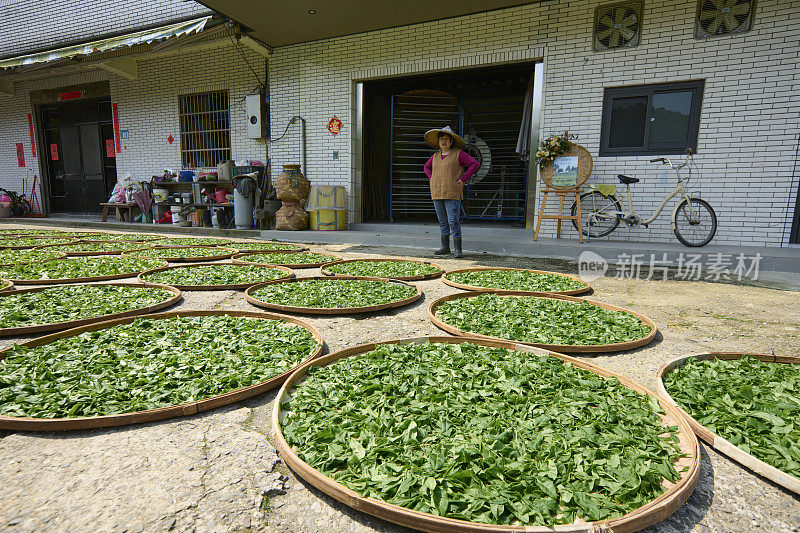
[650,158,666,163]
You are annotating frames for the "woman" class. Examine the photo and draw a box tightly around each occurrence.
[423,126,479,258]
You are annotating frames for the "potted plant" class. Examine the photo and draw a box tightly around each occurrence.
[0,188,32,217]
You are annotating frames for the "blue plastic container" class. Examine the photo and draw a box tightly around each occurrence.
[178,170,195,182]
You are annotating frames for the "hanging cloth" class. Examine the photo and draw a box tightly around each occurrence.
[515,75,535,161]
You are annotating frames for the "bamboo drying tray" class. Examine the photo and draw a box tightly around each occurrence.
[428,291,657,353]
[81,234,162,242]
[233,251,342,269]
[0,237,81,250]
[152,239,234,248]
[539,142,592,189]
[0,279,12,293]
[3,258,169,285]
[124,246,237,263]
[138,263,295,291]
[320,258,444,281]
[273,336,701,533]
[56,242,153,257]
[442,267,590,296]
[0,250,67,267]
[0,310,324,431]
[0,282,182,337]
[656,352,800,495]
[227,242,308,253]
[245,276,422,315]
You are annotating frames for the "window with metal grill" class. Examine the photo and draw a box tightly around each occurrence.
[178,90,231,168]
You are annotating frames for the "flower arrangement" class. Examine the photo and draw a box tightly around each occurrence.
[535,131,579,170]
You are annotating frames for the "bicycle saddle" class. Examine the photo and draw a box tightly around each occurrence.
[617,174,640,184]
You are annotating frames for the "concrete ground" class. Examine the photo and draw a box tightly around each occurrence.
[0,223,799,532]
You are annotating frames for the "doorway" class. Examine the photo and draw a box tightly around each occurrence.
[39,99,117,213]
[362,62,535,223]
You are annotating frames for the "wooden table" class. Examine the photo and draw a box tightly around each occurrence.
[100,203,140,222]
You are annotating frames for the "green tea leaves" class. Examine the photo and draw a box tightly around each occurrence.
[238,252,340,266]
[445,269,586,293]
[664,355,800,479]
[0,248,64,266]
[51,241,148,254]
[126,246,231,260]
[142,264,288,287]
[0,256,165,281]
[227,241,304,252]
[79,233,160,242]
[435,293,652,346]
[250,278,417,309]
[0,237,75,249]
[152,237,233,247]
[0,285,176,329]
[281,342,682,526]
[323,260,440,279]
[0,315,319,418]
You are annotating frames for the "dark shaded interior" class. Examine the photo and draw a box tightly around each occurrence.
[362,62,534,223]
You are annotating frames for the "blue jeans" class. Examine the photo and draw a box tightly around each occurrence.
[432,199,461,238]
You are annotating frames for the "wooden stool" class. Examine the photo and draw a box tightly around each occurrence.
[533,187,583,243]
[100,203,138,222]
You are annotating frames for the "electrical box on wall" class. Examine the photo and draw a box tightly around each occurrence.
[246,93,269,139]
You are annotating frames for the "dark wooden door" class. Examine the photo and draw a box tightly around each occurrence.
[60,125,85,213]
[40,99,116,214]
[80,124,106,210]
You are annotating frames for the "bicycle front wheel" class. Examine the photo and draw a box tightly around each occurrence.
[673,198,717,247]
[571,191,622,238]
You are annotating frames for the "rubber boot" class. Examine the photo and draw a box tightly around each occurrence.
[434,235,450,255]
[453,237,463,258]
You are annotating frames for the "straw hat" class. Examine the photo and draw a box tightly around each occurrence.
[424,126,466,150]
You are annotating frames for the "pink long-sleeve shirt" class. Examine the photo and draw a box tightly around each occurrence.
[424,150,480,183]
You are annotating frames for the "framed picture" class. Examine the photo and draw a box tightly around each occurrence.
[552,156,579,188]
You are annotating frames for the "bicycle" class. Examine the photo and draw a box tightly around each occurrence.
[570,149,717,247]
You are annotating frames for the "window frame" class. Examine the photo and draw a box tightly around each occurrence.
[599,80,705,157]
[178,89,231,168]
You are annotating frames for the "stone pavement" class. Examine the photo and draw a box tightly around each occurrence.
[0,228,798,532]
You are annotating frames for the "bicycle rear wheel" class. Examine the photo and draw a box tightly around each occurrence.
[571,191,622,238]
[673,198,717,247]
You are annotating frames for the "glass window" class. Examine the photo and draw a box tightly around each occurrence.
[649,91,693,143]
[609,96,647,148]
[600,81,704,156]
[178,90,231,168]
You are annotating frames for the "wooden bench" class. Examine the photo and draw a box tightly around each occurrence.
[100,203,140,222]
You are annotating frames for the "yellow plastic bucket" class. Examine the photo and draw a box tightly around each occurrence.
[306,186,346,230]
[309,209,345,231]
[307,186,346,210]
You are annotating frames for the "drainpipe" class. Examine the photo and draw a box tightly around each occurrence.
[290,116,307,174]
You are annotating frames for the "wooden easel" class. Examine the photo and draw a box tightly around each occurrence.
[534,187,583,243]
[533,142,592,243]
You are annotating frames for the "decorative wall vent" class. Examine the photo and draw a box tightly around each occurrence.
[696,0,755,38]
[594,2,642,51]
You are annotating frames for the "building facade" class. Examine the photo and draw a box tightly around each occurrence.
[266,0,800,247]
[1,0,798,247]
[0,0,268,214]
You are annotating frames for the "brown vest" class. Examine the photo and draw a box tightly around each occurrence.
[430,149,463,200]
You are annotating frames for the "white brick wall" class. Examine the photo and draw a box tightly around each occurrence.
[268,0,800,247]
[0,0,210,59]
[0,43,267,205]
[112,45,267,179]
